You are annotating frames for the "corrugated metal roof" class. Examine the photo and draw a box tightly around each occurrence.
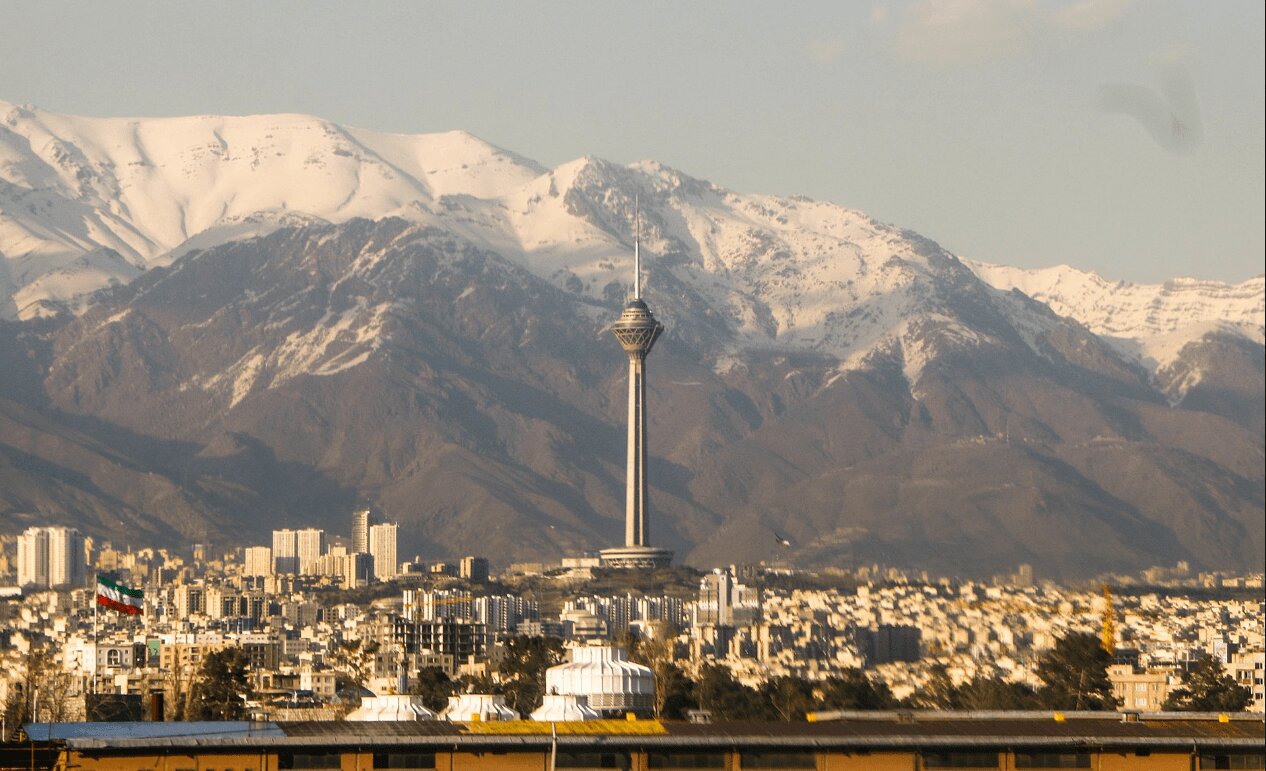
[282,721,463,738]
[23,721,285,741]
[25,714,1264,752]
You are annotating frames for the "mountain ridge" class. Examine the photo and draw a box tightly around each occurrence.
[0,103,1261,577]
[3,100,1260,351]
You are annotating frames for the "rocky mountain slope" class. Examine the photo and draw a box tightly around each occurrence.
[1,103,1261,578]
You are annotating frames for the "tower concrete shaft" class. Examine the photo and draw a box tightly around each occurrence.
[612,300,662,546]
[625,350,650,546]
[603,298,671,569]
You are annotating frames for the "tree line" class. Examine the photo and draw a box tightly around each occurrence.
[406,631,1252,719]
[3,630,1250,734]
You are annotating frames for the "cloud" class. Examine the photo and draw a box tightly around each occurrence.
[892,0,1134,67]
[1096,62,1202,154]
[1051,0,1132,33]
[895,0,1038,66]
[808,37,848,64]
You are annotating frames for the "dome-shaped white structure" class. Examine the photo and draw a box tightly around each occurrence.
[529,693,602,722]
[440,693,519,722]
[346,694,437,721]
[543,644,654,717]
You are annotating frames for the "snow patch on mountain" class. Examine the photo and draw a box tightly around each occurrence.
[5,100,1258,402]
[188,294,397,406]
[0,100,543,318]
[968,260,1265,368]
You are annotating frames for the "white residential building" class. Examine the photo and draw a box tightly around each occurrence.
[295,529,326,575]
[243,546,273,577]
[369,523,398,581]
[352,509,372,554]
[272,530,299,574]
[18,526,84,589]
[17,527,49,588]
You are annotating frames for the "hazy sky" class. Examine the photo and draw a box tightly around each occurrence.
[2,1,1262,282]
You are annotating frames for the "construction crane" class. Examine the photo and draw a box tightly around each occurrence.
[403,593,477,621]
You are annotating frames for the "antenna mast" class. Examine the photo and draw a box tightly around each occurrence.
[634,195,641,300]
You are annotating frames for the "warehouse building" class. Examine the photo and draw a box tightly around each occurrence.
[10,711,1263,771]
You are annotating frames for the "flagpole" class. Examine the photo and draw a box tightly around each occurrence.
[92,575,99,696]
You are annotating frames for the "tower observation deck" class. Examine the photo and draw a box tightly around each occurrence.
[600,204,673,570]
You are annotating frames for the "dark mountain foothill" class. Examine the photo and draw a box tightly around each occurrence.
[1,215,1261,579]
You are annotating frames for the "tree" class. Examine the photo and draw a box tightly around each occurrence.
[694,664,771,720]
[6,649,74,726]
[817,669,897,711]
[655,662,699,720]
[496,636,564,714]
[905,664,958,709]
[1162,654,1252,712]
[188,648,254,720]
[1035,632,1118,710]
[628,621,695,718]
[761,676,817,721]
[1,687,23,741]
[954,677,1041,710]
[412,667,457,713]
[454,673,500,698]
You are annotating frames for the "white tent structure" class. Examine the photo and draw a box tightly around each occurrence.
[542,644,655,717]
[440,693,519,722]
[529,693,602,722]
[345,695,437,721]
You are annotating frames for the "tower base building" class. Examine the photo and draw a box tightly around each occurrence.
[599,545,673,570]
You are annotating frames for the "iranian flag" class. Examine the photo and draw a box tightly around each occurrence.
[96,574,144,615]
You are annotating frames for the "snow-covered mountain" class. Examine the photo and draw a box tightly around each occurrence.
[4,100,1260,380]
[969,261,1264,369]
[0,100,542,317]
[2,102,1262,576]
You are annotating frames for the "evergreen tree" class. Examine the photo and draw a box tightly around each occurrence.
[496,635,563,714]
[1035,632,1118,710]
[188,648,254,720]
[411,666,457,713]
[906,664,958,709]
[694,664,770,720]
[655,662,699,720]
[1162,654,1252,712]
[817,669,898,711]
[954,677,1041,710]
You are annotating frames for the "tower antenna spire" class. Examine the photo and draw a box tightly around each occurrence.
[634,194,641,301]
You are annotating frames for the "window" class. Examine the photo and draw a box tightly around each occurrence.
[1200,756,1266,770]
[374,752,437,770]
[1015,752,1092,769]
[278,752,343,769]
[648,752,727,768]
[922,752,1000,769]
[555,752,631,769]
[740,751,817,769]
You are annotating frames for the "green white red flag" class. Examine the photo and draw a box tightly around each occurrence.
[96,574,143,615]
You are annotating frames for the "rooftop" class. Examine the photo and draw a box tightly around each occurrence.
[23,712,1264,751]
